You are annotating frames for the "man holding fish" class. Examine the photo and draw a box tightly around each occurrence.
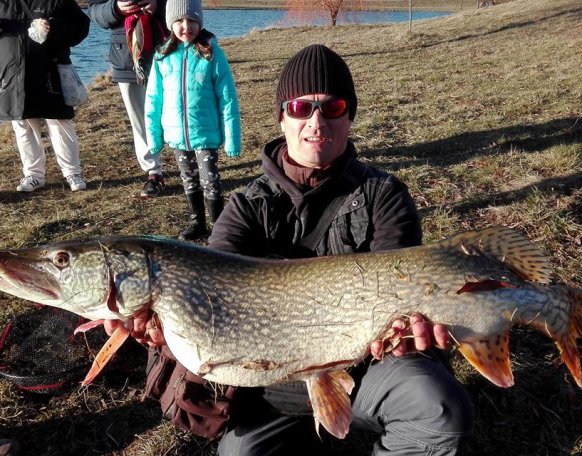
[113,44,474,454]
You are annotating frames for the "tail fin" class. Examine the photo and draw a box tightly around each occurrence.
[556,287,582,387]
[531,286,582,387]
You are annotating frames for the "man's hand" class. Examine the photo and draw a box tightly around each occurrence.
[140,0,158,14]
[103,308,165,347]
[370,313,449,360]
[116,0,158,16]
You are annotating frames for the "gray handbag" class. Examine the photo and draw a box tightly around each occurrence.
[56,63,88,106]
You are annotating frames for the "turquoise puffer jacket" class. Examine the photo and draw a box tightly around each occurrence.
[145,39,241,157]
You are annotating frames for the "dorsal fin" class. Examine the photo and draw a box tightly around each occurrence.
[445,227,552,284]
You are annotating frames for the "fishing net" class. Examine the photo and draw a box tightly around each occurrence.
[0,306,109,394]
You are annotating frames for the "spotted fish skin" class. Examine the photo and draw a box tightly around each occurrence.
[0,227,580,439]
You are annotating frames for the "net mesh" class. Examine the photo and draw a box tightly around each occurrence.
[0,306,109,394]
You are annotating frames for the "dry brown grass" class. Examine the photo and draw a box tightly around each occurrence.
[0,0,581,454]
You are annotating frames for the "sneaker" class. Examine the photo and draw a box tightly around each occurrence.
[66,173,87,191]
[16,176,45,192]
[140,174,165,197]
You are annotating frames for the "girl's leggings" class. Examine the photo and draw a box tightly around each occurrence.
[174,148,221,200]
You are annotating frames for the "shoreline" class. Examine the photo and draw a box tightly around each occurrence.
[75,1,464,12]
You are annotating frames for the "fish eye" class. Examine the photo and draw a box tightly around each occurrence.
[53,251,70,268]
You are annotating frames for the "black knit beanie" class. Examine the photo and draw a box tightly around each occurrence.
[276,44,357,121]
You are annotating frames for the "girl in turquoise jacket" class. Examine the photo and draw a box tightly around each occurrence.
[145,0,241,240]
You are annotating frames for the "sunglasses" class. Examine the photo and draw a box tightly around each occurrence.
[281,98,349,120]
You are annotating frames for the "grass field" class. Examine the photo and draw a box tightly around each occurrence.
[0,0,581,454]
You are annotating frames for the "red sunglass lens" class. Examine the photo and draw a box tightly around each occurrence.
[288,100,313,118]
[321,99,348,118]
[285,99,348,119]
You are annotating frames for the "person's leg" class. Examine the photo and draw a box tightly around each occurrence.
[176,149,201,194]
[175,149,206,240]
[351,352,474,455]
[11,119,46,191]
[218,412,322,456]
[118,82,163,176]
[44,119,86,191]
[195,148,224,223]
[45,118,81,176]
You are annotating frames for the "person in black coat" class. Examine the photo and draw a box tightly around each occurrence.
[88,0,168,197]
[0,0,90,192]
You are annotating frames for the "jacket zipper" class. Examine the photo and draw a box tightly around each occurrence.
[182,46,191,151]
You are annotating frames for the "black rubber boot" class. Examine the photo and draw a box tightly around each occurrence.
[179,192,207,241]
[207,197,224,224]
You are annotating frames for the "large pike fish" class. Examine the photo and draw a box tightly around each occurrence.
[0,226,580,439]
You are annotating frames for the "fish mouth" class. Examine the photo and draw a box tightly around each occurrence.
[0,252,61,302]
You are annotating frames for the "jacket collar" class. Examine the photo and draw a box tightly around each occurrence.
[260,136,357,198]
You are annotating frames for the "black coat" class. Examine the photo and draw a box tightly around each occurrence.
[209,137,422,258]
[207,137,423,415]
[0,0,89,120]
[87,0,166,84]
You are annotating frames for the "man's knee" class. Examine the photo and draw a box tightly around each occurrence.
[353,353,474,454]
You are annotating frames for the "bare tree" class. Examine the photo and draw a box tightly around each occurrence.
[284,0,366,27]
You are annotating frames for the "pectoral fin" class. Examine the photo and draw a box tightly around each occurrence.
[73,319,104,334]
[457,332,514,387]
[305,370,355,439]
[81,325,130,386]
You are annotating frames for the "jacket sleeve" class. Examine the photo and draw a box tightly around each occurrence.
[87,0,123,29]
[212,43,241,158]
[46,0,90,49]
[369,175,423,252]
[144,57,165,154]
[208,192,267,256]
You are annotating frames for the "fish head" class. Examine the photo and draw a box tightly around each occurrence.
[0,238,153,321]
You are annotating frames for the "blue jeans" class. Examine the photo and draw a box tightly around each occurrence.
[218,352,473,456]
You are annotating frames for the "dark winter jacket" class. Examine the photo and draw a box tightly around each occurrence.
[209,137,422,258]
[207,137,422,416]
[87,0,166,84]
[0,0,89,120]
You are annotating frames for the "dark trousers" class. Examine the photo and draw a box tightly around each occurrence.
[218,352,474,456]
[174,148,222,200]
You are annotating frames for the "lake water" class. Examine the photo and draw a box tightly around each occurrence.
[72,9,450,84]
